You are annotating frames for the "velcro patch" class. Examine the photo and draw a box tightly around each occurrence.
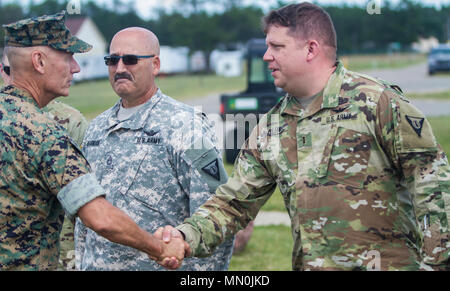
[405,115,424,137]
[202,159,221,181]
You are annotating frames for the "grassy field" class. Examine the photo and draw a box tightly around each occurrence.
[229,225,293,271]
[429,116,450,154]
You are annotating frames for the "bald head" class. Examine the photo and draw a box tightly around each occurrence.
[107,27,161,107]
[110,27,160,56]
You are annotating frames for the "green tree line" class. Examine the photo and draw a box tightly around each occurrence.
[0,0,449,57]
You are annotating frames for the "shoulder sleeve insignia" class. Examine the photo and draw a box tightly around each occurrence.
[405,115,425,137]
[202,159,221,181]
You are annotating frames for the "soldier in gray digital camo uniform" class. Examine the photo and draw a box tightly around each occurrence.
[0,11,185,271]
[1,51,87,270]
[74,27,234,271]
[160,3,450,271]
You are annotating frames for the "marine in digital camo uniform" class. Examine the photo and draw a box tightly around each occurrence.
[0,12,184,271]
[174,3,450,271]
[75,28,234,271]
[1,49,88,270]
[0,12,96,270]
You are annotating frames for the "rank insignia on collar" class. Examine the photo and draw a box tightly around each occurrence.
[405,115,424,137]
[202,159,220,181]
[267,123,288,137]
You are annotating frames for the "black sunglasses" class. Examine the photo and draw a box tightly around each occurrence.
[104,54,155,66]
[2,63,10,76]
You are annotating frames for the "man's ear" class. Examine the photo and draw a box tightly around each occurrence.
[306,40,320,62]
[31,49,46,74]
[152,55,161,76]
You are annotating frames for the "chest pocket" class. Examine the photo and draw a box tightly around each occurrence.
[318,125,373,189]
[118,143,174,208]
[118,148,148,196]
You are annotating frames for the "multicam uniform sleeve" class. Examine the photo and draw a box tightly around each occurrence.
[177,123,277,257]
[66,113,89,148]
[376,89,450,268]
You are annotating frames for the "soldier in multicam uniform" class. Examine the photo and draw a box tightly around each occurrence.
[74,27,234,271]
[0,11,186,271]
[1,51,87,270]
[161,2,450,271]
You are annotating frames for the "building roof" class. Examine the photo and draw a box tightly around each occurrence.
[65,17,86,35]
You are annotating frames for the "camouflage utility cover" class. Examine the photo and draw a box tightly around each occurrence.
[75,89,234,271]
[0,85,102,270]
[3,10,92,54]
[178,61,450,271]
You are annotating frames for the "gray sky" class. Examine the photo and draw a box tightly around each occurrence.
[3,0,450,20]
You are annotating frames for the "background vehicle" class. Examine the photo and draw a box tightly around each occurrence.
[220,39,285,164]
[428,44,450,75]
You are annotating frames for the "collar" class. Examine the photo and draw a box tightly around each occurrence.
[281,61,346,119]
[0,85,41,109]
[106,88,163,131]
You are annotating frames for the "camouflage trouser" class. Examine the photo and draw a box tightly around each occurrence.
[58,218,76,271]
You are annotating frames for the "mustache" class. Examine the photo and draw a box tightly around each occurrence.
[114,73,133,82]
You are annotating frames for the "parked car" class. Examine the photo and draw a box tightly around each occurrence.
[428,44,450,75]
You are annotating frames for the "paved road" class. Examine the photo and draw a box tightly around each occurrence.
[361,62,450,94]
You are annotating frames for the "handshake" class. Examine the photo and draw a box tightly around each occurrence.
[150,225,191,270]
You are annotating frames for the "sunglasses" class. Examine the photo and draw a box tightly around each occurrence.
[1,63,10,76]
[104,54,155,66]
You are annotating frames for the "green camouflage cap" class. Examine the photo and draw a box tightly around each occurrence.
[2,11,92,54]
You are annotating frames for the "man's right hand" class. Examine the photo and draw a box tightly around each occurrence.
[154,237,186,270]
[154,225,192,269]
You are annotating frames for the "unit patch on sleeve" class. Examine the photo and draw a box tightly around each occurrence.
[202,159,221,181]
[405,115,425,137]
